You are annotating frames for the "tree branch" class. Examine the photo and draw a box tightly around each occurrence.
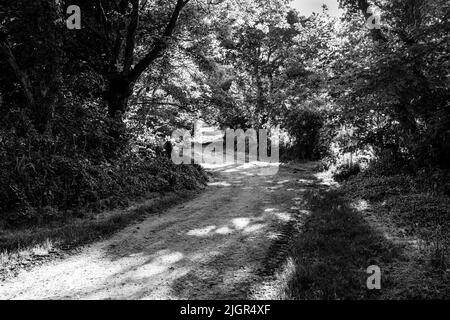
[128,0,190,83]
[123,0,140,74]
[0,35,34,107]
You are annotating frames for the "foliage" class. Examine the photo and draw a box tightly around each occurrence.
[0,0,212,229]
[0,131,207,228]
[332,162,361,182]
[281,108,326,160]
[329,0,450,169]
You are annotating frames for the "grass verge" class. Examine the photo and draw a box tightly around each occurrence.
[285,189,402,299]
[0,189,202,280]
[285,184,450,299]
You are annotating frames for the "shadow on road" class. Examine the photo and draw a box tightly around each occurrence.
[91,162,322,299]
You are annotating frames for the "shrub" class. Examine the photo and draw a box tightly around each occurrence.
[282,108,326,160]
[332,163,361,182]
[362,154,402,176]
[0,131,207,228]
[341,174,416,202]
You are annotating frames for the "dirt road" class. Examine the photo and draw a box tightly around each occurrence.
[0,162,324,300]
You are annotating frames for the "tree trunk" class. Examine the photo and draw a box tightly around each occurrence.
[105,75,133,118]
[103,75,133,157]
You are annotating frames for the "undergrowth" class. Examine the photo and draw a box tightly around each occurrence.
[0,150,207,229]
[339,158,450,273]
[286,189,400,299]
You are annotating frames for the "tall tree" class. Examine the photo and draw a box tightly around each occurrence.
[63,0,192,121]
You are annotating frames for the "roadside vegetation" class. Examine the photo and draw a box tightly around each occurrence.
[285,179,450,299]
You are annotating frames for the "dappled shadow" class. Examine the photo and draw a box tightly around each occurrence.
[39,161,324,300]
[9,161,405,300]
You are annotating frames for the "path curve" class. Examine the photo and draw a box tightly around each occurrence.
[0,162,321,300]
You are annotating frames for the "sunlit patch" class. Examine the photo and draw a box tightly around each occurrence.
[30,239,53,256]
[128,252,145,258]
[250,256,297,300]
[154,251,184,264]
[256,163,281,176]
[232,218,251,229]
[187,225,216,236]
[222,166,243,173]
[407,239,424,249]
[189,250,222,262]
[243,223,266,233]
[313,171,338,187]
[266,232,281,239]
[351,199,369,211]
[264,208,292,221]
[215,226,233,234]
[131,251,184,279]
[208,181,232,187]
[272,211,291,222]
[131,264,167,278]
[297,179,314,184]
[216,162,280,176]
[277,180,290,184]
[383,232,394,240]
[298,209,311,216]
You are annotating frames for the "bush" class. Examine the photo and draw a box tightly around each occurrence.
[282,109,326,160]
[332,163,361,182]
[341,174,416,202]
[0,130,207,228]
[362,151,412,177]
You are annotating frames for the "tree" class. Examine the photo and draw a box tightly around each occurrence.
[332,0,450,167]
[63,0,192,123]
[0,0,64,133]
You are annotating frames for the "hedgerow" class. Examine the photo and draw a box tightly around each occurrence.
[0,130,207,228]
